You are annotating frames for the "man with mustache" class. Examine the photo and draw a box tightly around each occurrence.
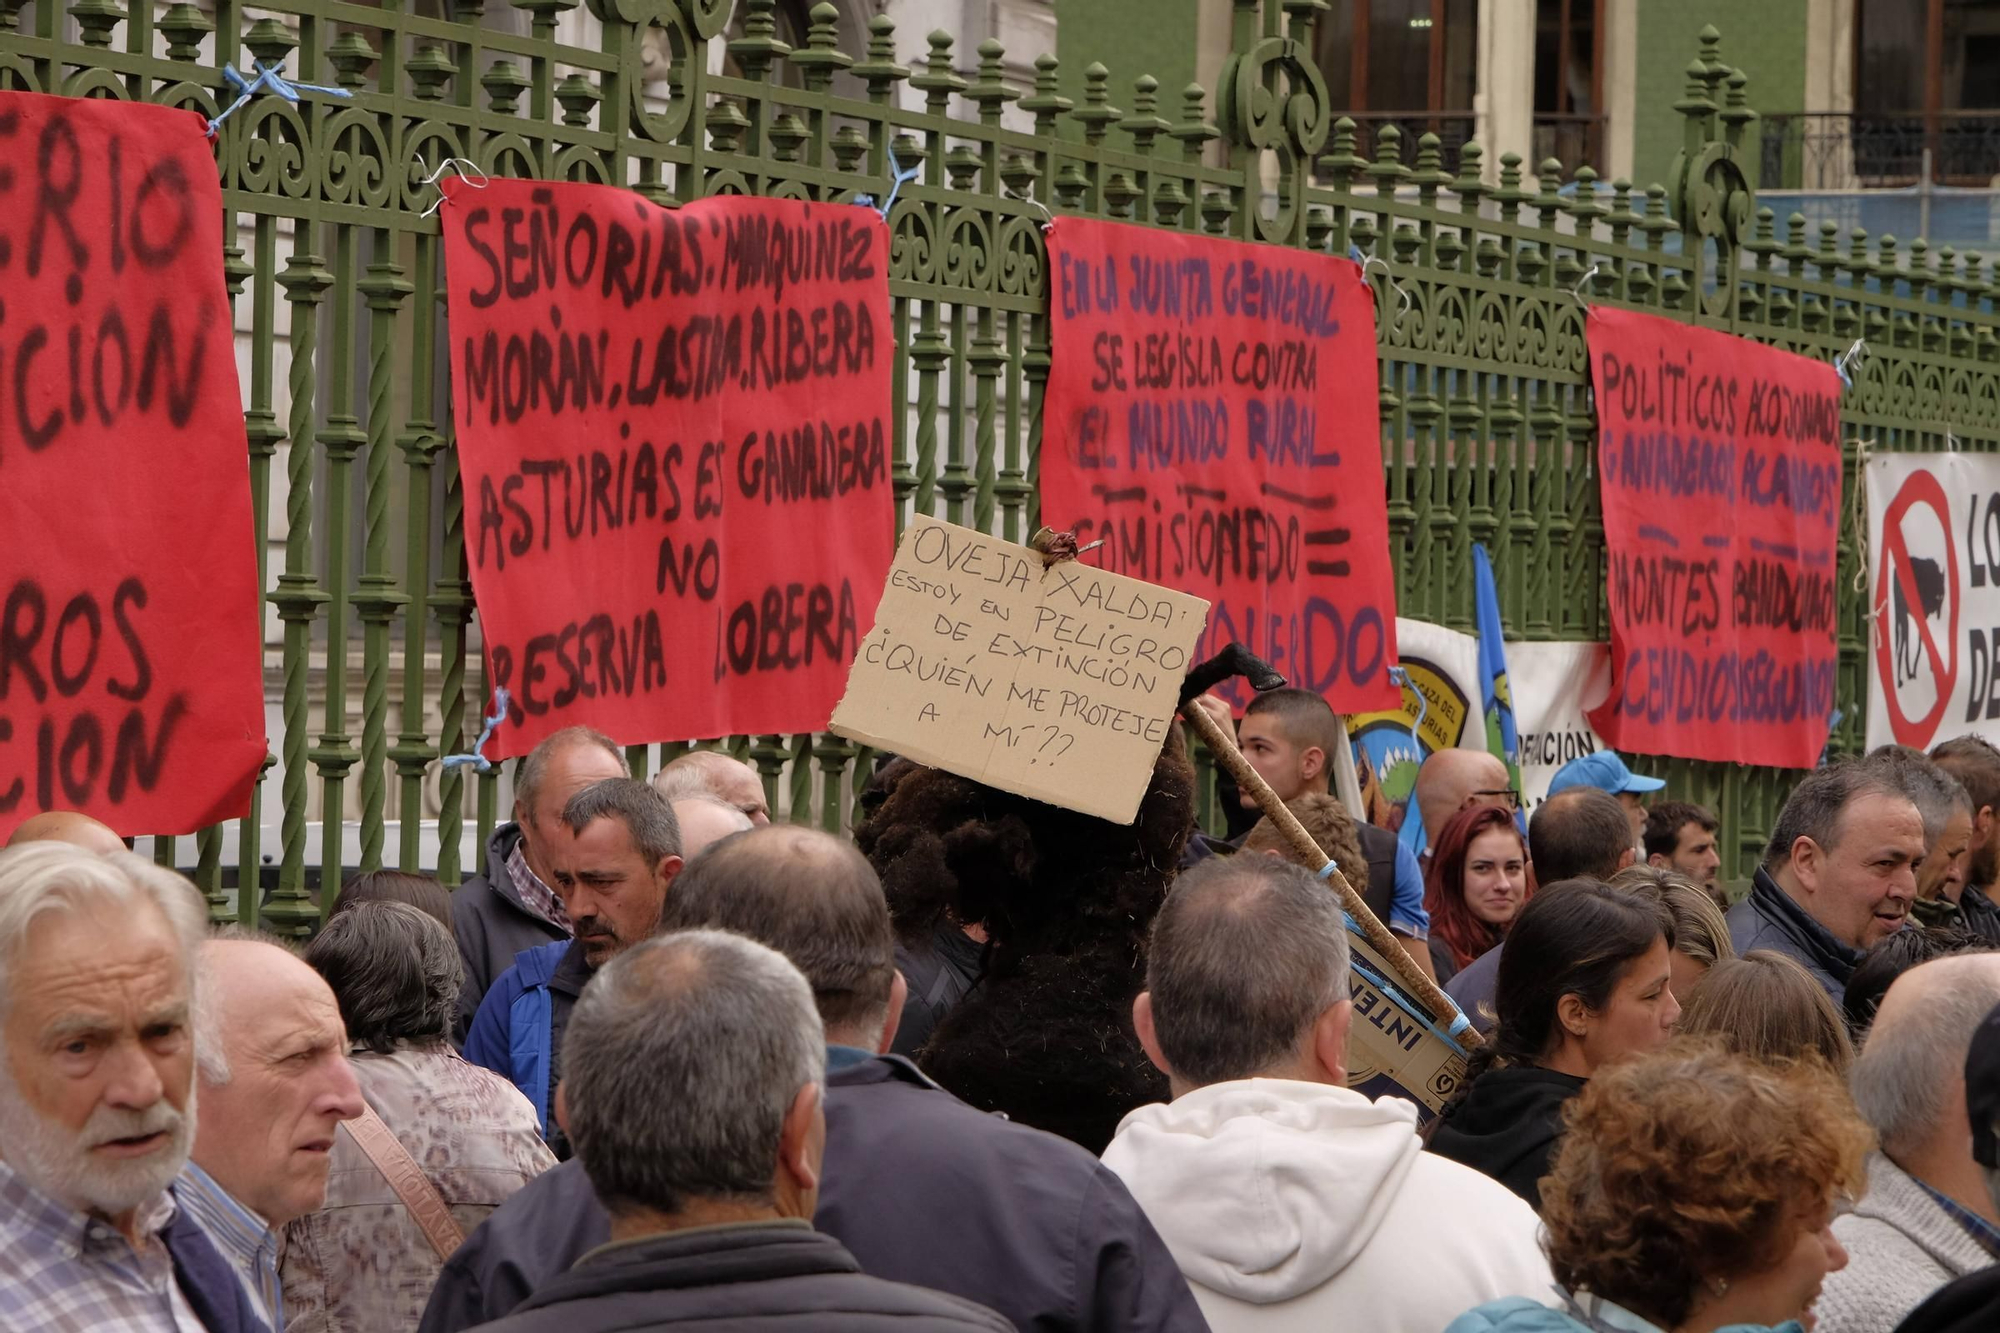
[464,780,687,1158]
[181,938,366,1330]
[0,841,264,1332]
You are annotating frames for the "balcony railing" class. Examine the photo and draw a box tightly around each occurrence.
[1532,113,1606,174]
[1761,111,2000,190]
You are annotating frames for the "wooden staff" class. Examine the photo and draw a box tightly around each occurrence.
[1181,702,1481,1049]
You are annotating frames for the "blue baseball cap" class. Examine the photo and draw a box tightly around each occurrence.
[1546,751,1666,799]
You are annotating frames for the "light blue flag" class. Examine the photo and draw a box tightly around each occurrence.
[1473,545,1523,817]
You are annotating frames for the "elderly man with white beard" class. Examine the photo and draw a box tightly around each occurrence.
[0,842,269,1333]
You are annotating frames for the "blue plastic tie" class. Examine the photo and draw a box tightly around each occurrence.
[1387,664,1427,754]
[205,60,352,139]
[852,147,921,219]
[1340,915,1476,1056]
[1834,338,1866,391]
[1317,859,1341,880]
[441,688,511,774]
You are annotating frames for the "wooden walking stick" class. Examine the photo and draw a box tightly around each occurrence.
[1178,646,1480,1049]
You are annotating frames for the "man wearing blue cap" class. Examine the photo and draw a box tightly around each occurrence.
[1545,751,1665,843]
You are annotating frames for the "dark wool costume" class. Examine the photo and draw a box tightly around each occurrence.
[854,734,1197,1154]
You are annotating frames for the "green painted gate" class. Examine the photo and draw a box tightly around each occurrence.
[4,0,1990,927]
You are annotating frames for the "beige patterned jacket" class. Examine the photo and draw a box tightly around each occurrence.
[279,1042,557,1332]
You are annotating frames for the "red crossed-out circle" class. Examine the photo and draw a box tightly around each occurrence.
[1874,469,1961,748]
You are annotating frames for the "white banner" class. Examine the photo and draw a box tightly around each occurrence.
[1864,453,2000,752]
[1511,640,1614,807]
[1345,622,1616,827]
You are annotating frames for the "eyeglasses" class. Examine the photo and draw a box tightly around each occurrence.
[1471,787,1522,809]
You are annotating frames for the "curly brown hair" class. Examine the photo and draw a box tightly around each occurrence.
[1542,1042,1872,1329]
[1240,792,1366,885]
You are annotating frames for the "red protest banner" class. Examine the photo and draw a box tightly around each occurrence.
[442,183,893,758]
[1039,219,1399,712]
[0,91,267,840]
[1586,308,1843,769]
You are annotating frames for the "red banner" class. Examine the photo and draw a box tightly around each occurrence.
[0,92,266,840]
[1039,219,1399,712]
[1587,309,1843,768]
[442,185,894,758]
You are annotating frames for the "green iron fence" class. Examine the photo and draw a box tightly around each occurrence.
[3,0,1991,927]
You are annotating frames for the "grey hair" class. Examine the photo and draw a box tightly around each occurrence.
[304,902,464,1054]
[1867,746,1973,848]
[1146,855,1352,1086]
[650,750,760,802]
[515,725,628,819]
[193,926,299,1084]
[0,845,207,1025]
[1851,960,2000,1159]
[1765,755,1921,868]
[561,778,683,865]
[564,929,826,1217]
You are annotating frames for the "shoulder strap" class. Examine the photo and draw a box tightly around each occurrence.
[340,1104,466,1262]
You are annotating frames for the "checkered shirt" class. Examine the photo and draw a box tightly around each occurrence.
[0,1157,205,1332]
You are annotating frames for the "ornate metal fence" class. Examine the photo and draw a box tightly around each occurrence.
[4,0,1993,927]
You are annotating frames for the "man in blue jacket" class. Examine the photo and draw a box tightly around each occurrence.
[463,778,685,1154]
[423,825,1209,1333]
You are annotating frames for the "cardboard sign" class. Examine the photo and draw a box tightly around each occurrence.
[829,516,1207,824]
[442,183,893,757]
[1346,928,1469,1120]
[1039,218,1400,715]
[1587,309,1843,769]
[0,92,266,840]
[1864,453,2000,750]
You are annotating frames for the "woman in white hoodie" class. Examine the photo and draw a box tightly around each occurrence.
[1102,854,1556,1333]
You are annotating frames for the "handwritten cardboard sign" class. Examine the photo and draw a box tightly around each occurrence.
[1039,218,1400,714]
[0,92,267,840]
[830,517,1208,824]
[1587,309,1843,768]
[441,183,894,757]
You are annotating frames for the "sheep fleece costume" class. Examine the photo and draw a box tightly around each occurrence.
[855,735,1197,1153]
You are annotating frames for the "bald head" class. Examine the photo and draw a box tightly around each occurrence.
[652,751,771,826]
[670,796,755,861]
[1852,954,2000,1169]
[5,811,126,855]
[659,825,899,1047]
[1414,748,1513,844]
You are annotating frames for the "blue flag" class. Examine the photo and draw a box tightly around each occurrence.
[1473,545,1522,796]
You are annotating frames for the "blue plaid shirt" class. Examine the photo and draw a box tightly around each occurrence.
[175,1163,283,1329]
[0,1157,205,1331]
[1913,1176,2000,1261]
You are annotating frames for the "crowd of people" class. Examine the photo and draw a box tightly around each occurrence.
[8,706,2000,1333]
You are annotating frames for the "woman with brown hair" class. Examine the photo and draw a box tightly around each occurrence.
[1427,879,1681,1210]
[1445,1044,1870,1333]
[1610,864,1734,1001]
[1679,950,1856,1073]
[1425,804,1533,984]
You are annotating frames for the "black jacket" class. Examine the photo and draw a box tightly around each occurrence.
[420,1054,1208,1333]
[466,1220,1011,1333]
[1426,1066,1588,1213]
[453,823,569,1041]
[1959,885,2000,947]
[1725,867,1862,1002]
[889,925,986,1059]
[1892,1263,2000,1333]
[164,1189,271,1333]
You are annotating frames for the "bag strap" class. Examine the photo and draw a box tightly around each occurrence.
[340,1104,466,1261]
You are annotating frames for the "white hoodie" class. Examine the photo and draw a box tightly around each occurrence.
[1101,1079,1554,1333]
